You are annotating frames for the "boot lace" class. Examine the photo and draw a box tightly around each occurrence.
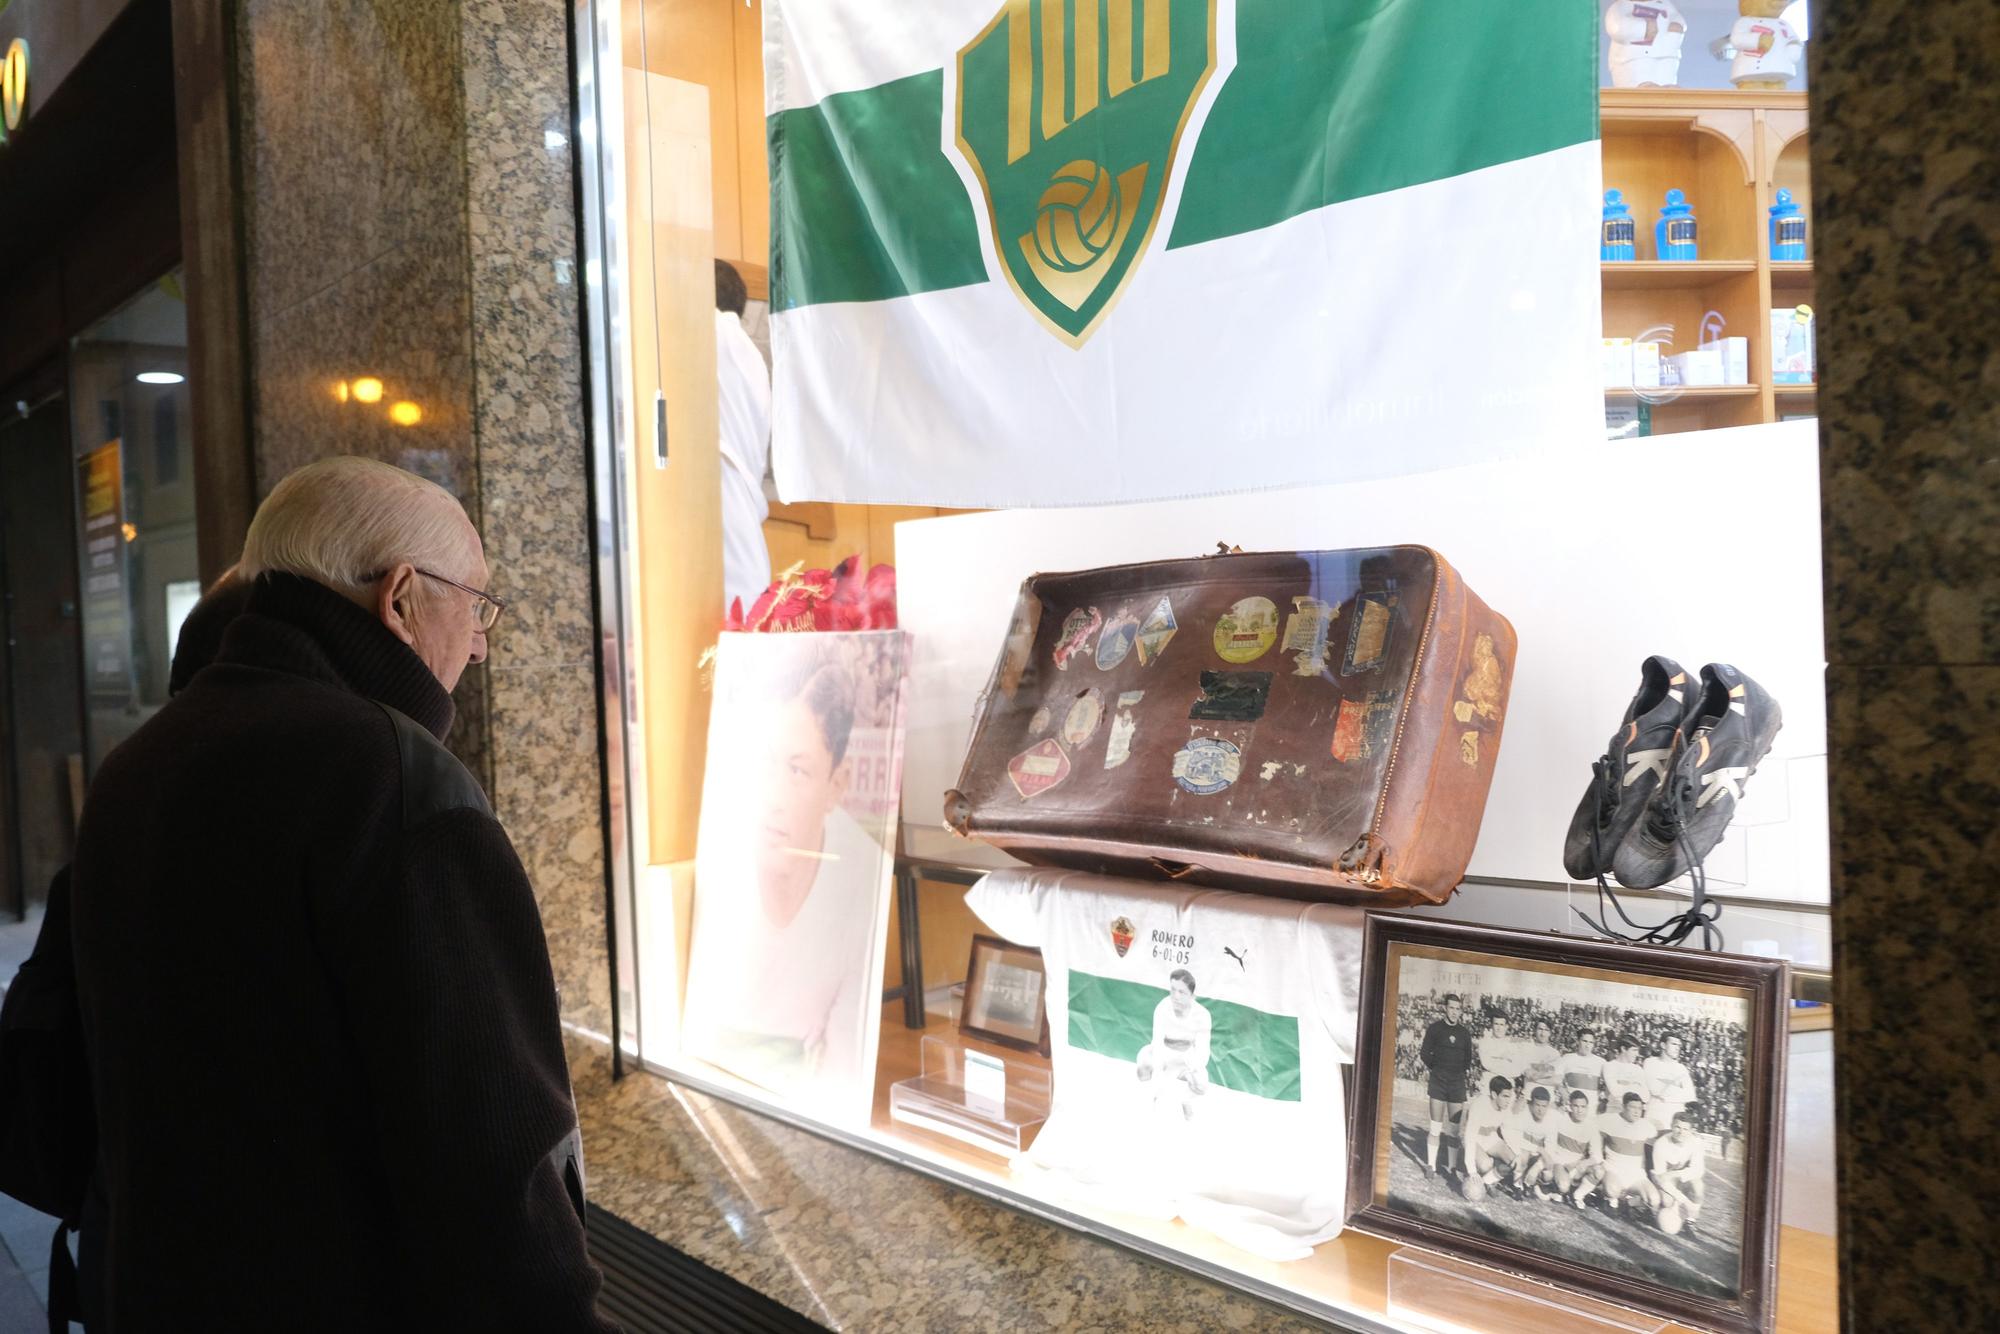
[1575,760,1723,951]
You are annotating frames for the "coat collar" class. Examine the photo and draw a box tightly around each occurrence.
[216,573,456,740]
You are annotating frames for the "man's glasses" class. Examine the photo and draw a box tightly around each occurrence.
[361,568,506,632]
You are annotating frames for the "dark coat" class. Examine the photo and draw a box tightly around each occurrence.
[70,573,615,1332]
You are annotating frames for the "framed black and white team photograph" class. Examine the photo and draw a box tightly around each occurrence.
[1346,917,1789,1334]
[959,934,1051,1055]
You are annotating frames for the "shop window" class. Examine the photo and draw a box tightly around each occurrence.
[574,4,1834,1328]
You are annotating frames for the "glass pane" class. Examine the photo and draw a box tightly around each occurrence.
[0,396,87,906]
[68,272,197,772]
[1601,1,1809,92]
[578,3,1837,1328]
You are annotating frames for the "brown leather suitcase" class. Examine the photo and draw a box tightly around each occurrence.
[943,547,1515,905]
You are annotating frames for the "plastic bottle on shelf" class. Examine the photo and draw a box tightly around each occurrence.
[1768,188,1807,261]
[1601,190,1637,261]
[1655,189,1698,261]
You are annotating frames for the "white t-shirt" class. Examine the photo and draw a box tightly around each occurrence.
[1654,1132,1706,1180]
[716,310,773,616]
[1521,1040,1562,1099]
[1505,1107,1559,1159]
[968,868,1363,1262]
[1555,1051,1606,1103]
[1549,1112,1601,1167]
[1462,1092,1516,1147]
[1477,1034,1528,1081]
[1148,996,1213,1070]
[683,805,888,1117]
[1604,1058,1649,1109]
[1644,1055,1696,1119]
[1598,1111,1660,1172]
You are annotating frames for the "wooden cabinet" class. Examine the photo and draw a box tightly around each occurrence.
[626,0,769,275]
[1600,89,1814,436]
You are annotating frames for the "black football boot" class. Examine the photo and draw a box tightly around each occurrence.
[1562,656,1691,880]
[1612,663,1783,890]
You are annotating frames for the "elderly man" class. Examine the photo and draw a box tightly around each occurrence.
[70,457,616,1331]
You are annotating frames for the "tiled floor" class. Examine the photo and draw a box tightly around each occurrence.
[0,905,43,981]
[0,1191,65,1330]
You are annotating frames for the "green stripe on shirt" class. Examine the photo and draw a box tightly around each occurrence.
[1067,970,1301,1102]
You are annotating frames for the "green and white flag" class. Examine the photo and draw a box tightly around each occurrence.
[765,0,1600,507]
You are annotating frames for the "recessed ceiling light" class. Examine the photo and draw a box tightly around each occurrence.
[136,371,185,385]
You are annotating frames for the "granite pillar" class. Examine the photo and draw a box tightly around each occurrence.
[1813,2,2000,1329]
[231,0,610,1036]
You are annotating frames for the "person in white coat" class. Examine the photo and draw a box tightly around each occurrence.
[716,260,774,617]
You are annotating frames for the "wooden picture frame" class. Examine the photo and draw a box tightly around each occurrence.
[1347,916,1788,1334]
[959,934,1052,1056]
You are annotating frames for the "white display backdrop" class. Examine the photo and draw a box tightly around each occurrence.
[896,421,1828,904]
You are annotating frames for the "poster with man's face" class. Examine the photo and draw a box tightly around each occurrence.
[681,631,911,1123]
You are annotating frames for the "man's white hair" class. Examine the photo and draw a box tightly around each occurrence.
[239,456,474,611]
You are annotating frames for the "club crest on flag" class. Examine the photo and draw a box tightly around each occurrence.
[954,0,1223,346]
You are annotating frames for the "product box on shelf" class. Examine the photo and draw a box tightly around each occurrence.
[1670,349,1726,387]
[1632,340,1663,389]
[1601,337,1634,388]
[1702,335,1751,386]
[1771,305,1816,384]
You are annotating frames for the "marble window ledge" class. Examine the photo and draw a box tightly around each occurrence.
[568,1037,1326,1333]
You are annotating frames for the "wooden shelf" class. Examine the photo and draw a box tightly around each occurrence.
[1601,260,1755,290]
[1605,384,1762,399]
[1601,86,1823,436]
[1601,87,1811,115]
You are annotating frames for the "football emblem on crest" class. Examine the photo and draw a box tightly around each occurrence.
[954,0,1228,346]
[1035,161,1122,273]
[1111,916,1136,957]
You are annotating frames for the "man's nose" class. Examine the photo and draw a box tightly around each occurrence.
[469,630,490,666]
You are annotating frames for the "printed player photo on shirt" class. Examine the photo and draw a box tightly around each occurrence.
[1379,949,1755,1304]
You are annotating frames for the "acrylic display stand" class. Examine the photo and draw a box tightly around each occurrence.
[888,1035,1050,1156]
[1387,1249,1667,1334]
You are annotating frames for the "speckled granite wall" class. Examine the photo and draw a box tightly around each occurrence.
[1813,2,2000,1329]
[236,0,609,1036]
[460,0,612,1038]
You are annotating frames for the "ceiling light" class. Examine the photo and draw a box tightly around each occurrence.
[388,400,423,427]
[351,376,385,404]
[136,371,184,385]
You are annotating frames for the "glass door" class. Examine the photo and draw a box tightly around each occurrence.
[67,273,198,773]
[0,388,87,916]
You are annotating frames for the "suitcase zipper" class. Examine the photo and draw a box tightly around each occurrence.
[1360,555,1446,883]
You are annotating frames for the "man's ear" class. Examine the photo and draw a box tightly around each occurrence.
[828,757,853,805]
[376,563,420,646]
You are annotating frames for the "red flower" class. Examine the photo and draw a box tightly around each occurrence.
[725,557,897,633]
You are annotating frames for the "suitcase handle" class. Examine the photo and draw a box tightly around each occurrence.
[942,790,973,835]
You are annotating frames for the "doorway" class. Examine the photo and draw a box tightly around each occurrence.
[0,392,88,918]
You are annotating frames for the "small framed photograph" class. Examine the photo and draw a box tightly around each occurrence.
[959,934,1051,1055]
[1347,917,1788,1334]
